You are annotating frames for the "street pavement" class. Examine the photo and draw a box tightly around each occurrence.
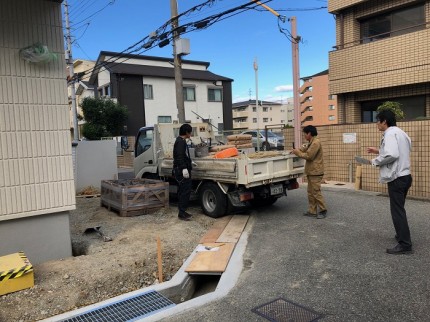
[160,184,430,322]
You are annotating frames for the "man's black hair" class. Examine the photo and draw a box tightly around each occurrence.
[303,125,318,137]
[179,123,192,136]
[376,109,397,127]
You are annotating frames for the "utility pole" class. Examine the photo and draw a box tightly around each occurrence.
[254,58,261,151]
[64,0,79,141]
[170,0,185,123]
[289,16,302,149]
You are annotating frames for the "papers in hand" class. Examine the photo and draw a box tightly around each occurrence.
[355,156,371,165]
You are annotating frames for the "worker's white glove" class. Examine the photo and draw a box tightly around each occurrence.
[182,169,190,179]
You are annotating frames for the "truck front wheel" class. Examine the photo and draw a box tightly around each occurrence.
[199,182,227,218]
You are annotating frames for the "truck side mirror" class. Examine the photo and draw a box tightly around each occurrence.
[121,136,129,150]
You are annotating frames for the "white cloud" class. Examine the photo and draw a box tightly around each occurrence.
[233,96,251,103]
[274,85,294,92]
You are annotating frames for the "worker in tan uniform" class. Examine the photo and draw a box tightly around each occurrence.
[291,125,328,219]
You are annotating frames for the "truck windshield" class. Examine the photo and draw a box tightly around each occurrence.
[135,129,153,157]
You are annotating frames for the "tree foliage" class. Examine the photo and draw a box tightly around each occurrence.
[80,97,128,140]
[376,101,405,121]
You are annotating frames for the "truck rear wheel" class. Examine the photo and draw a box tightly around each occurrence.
[199,182,227,218]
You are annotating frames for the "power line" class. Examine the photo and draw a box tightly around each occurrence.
[70,0,115,28]
[71,0,276,81]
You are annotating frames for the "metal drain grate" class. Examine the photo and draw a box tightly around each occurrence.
[252,298,322,322]
[61,290,175,322]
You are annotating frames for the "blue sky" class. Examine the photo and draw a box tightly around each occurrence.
[65,0,334,103]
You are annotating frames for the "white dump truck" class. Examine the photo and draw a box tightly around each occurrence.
[133,123,305,217]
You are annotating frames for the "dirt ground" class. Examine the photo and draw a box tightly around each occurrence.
[0,197,215,322]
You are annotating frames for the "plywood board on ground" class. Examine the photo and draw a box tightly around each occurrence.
[216,215,249,243]
[199,215,233,243]
[185,243,235,275]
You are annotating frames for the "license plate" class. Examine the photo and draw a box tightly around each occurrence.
[270,184,283,195]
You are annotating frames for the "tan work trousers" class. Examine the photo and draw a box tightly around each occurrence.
[307,175,327,214]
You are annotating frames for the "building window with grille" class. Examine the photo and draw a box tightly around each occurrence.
[183,86,196,101]
[144,84,153,99]
[98,85,110,98]
[253,107,256,112]
[329,105,335,110]
[208,88,222,102]
[263,118,268,123]
[360,4,425,44]
[263,107,268,112]
[253,118,257,123]
[158,116,171,123]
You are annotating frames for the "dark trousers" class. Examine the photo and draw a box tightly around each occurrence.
[177,176,192,215]
[387,175,412,248]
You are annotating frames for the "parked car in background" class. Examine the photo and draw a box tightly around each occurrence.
[240,130,284,151]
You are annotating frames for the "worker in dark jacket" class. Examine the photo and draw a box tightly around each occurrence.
[173,124,193,221]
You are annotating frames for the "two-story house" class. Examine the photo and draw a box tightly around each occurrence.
[88,52,233,135]
[300,70,338,126]
[329,0,430,123]
[68,59,96,138]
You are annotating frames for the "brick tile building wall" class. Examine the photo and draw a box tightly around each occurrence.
[285,119,430,198]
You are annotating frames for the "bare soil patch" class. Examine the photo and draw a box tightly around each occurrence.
[0,197,215,322]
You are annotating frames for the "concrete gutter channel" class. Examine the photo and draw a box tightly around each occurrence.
[42,182,424,322]
[40,181,356,322]
[41,217,253,322]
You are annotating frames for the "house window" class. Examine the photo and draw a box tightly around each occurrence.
[253,118,257,123]
[98,85,110,97]
[253,107,256,112]
[183,86,196,101]
[329,105,335,110]
[328,115,336,121]
[361,95,425,122]
[158,116,172,123]
[262,107,268,112]
[328,94,335,100]
[263,118,268,123]
[144,84,153,99]
[361,4,425,43]
[208,88,222,102]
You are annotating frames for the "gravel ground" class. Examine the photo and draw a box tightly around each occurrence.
[0,197,214,322]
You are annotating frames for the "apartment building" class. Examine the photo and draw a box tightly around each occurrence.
[300,70,338,126]
[231,100,291,131]
[89,52,233,135]
[328,0,430,123]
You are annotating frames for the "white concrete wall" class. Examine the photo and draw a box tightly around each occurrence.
[143,78,223,126]
[75,140,118,192]
[98,67,111,88]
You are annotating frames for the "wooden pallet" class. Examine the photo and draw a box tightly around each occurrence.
[100,179,169,217]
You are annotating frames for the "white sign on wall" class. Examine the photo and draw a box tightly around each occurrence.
[343,133,356,144]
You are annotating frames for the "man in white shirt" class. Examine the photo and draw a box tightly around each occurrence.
[367,109,413,255]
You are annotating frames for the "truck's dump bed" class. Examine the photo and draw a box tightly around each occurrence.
[159,151,304,187]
